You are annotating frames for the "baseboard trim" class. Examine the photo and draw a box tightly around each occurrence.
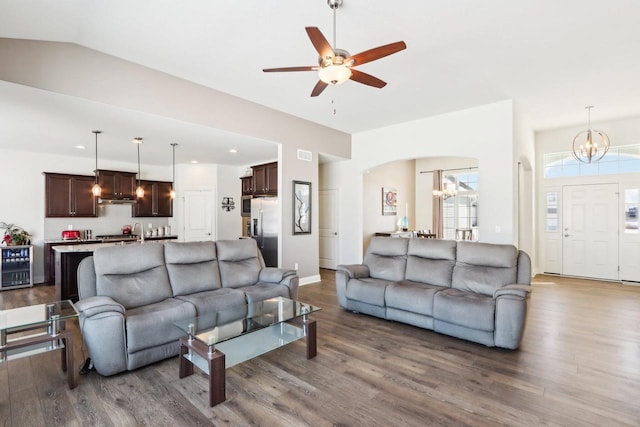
[299,274,321,286]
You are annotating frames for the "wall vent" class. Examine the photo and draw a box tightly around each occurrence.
[297,149,312,162]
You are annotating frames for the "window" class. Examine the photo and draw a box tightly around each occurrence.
[442,172,478,240]
[546,192,558,232]
[625,189,639,234]
[544,144,640,178]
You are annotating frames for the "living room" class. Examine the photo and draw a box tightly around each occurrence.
[1,1,640,425]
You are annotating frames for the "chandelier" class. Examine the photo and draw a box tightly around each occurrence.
[571,106,610,163]
[433,188,457,200]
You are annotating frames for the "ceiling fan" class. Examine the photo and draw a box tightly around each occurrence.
[262,0,407,97]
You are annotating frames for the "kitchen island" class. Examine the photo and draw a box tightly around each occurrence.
[52,236,178,301]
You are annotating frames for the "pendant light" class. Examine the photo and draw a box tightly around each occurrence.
[91,130,102,197]
[133,137,144,198]
[170,143,178,199]
[571,106,610,163]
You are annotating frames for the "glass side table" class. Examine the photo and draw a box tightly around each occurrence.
[0,300,79,389]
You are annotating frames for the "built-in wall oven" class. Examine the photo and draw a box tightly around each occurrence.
[241,195,252,217]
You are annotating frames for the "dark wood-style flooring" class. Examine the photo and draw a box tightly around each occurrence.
[1,271,639,426]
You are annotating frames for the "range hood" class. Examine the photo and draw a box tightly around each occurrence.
[97,196,136,204]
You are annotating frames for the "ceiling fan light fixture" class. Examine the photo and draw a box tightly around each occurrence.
[318,64,352,85]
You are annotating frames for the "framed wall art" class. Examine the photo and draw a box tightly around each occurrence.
[382,187,397,216]
[293,180,311,234]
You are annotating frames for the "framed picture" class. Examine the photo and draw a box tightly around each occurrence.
[293,181,311,234]
[382,187,397,216]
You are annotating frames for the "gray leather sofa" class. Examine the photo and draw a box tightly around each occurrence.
[75,239,298,376]
[336,237,531,349]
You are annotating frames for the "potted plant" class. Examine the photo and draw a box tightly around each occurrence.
[0,222,32,246]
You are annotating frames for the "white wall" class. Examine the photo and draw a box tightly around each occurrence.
[321,100,516,265]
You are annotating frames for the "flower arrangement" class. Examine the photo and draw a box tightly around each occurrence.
[0,222,31,246]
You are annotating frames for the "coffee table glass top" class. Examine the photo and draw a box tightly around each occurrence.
[0,300,78,332]
[174,297,320,347]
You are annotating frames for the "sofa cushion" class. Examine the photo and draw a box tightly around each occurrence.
[175,287,247,323]
[347,277,395,307]
[165,241,222,296]
[125,298,196,353]
[452,242,518,296]
[93,244,172,309]
[240,283,291,303]
[363,237,408,281]
[385,280,445,316]
[216,239,262,288]
[405,239,456,287]
[433,288,495,332]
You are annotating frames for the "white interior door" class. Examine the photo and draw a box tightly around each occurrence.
[184,190,214,242]
[562,184,619,280]
[319,189,338,269]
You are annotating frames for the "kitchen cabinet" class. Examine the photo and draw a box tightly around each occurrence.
[44,173,97,217]
[241,176,253,196]
[132,180,173,217]
[55,249,92,302]
[252,162,278,196]
[98,170,136,200]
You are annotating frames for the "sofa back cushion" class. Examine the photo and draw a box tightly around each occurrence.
[452,241,518,296]
[363,237,408,281]
[406,239,456,287]
[216,239,262,288]
[93,243,172,309]
[164,241,222,296]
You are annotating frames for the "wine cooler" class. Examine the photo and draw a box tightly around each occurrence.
[1,245,33,290]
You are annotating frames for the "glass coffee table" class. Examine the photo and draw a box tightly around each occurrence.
[174,296,320,406]
[0,300,78,389]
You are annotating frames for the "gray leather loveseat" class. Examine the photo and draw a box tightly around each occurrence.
[336,237,531,349]
[75,239,298,376]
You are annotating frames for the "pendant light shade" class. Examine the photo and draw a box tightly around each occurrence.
[133,137,144,198]
[571,106,610,164]
[91,130,102,197]
[170,143,178,199]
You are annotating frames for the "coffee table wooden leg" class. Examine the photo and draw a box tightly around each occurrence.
[305,319,317,359]
[179,338,193,378]
[208,351,226,407]
[64,333,76,389]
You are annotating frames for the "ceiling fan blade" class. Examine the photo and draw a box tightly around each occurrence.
[305,27,335,62]
[263,66,317,72]
[349,69,387,88]
[311,80,329,97]
[347,41,407,66]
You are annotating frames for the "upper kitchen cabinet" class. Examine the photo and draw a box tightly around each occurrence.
[241,176,253,196]
[252,162,278,196]
[44,173,97,217]
[132,180,173,217]
[97,170,136,200]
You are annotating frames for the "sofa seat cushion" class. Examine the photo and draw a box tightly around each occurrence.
[175,288,247,323]
[240,283,291,303]
[385,280,445,316]
[433,288,495,332]
[347,277,395,307]
[125,298,196,353]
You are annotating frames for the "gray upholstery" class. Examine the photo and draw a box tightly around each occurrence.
[336,237,532,349]
[75,239,298,376]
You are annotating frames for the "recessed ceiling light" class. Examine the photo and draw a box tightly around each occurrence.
[191,160,198,164]
[229,148,237,154]
[75,145,86,150]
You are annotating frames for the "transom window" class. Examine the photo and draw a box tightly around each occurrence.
[544,144,640,178]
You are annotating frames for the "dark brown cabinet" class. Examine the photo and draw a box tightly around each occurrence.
[132,180,173,217]
[44,173,97,217]
[55,249,93,302]
[97,170,136,200]
[252,162,278,196]
[241,176,253,196]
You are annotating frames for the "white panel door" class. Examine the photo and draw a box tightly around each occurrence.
[184,190,214,242]
[319,189,338,269]
[562,184,618,280]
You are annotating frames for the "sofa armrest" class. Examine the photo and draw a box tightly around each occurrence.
[259,267,296,283]
[493,284,532,299]
[336,264,370,279]
[76,296,125,318]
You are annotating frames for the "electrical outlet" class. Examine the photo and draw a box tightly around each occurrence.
[294,263,299,271]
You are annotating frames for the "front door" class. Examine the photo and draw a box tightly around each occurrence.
[184,190,214,242]
[562,183,619,280]
[319,189,339,269]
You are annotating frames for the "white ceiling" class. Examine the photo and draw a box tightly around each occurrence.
[1,0,640,166]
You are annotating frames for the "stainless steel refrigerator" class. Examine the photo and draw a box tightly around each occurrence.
[250,197,278,267]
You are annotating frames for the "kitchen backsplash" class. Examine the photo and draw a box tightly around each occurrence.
[44,203,170,240]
